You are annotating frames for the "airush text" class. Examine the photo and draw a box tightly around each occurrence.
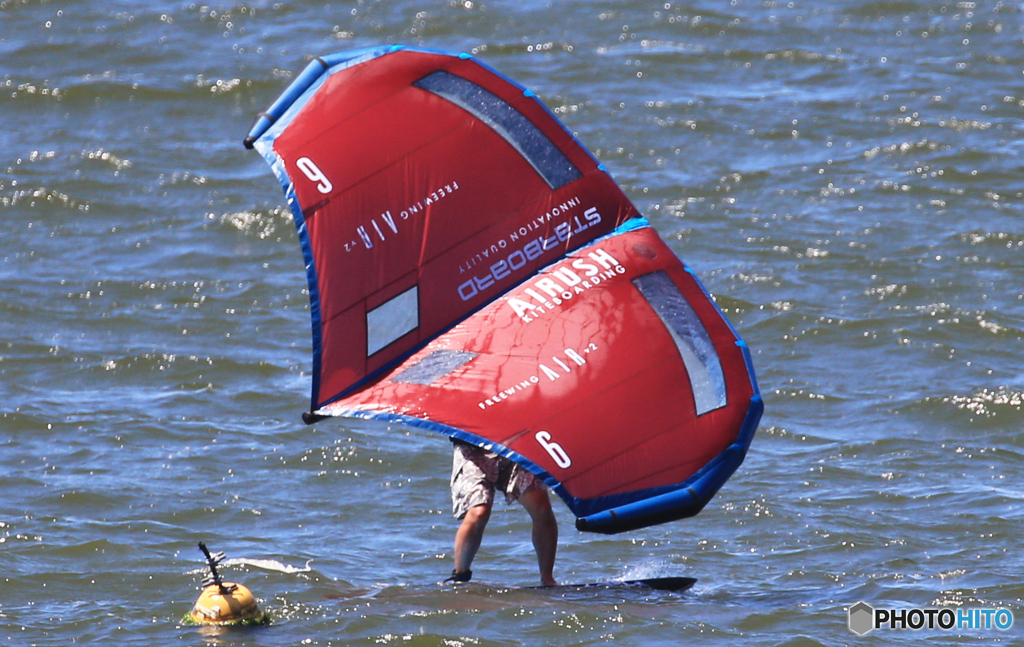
[506,247,627,324]
[456,201,601,301]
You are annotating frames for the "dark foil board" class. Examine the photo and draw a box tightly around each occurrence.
[530,576,697,592]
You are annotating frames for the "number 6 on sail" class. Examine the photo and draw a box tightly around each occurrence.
[535,431,572,469]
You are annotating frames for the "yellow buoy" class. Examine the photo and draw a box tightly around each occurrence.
[189,582,266,626]
[186,542,269,627]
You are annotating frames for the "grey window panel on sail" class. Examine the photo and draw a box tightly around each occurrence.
[414,71,582,190]
[367,286,419,356]
[390,349,479,385]
[633,271,727,416]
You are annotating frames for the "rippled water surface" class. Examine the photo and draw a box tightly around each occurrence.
[3,1,1023,645]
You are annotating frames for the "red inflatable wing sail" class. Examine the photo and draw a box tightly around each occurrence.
[247,47,762,533]
[245,46,637,411]
[319,222,762,534]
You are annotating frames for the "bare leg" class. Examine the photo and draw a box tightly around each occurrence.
[519,488,558,586]
[454,502,491,575]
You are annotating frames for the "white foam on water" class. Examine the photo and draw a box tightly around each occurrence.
[223,557,313,574]
[616,559,679,582]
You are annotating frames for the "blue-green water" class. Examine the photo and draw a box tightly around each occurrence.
[2,1,1023,645]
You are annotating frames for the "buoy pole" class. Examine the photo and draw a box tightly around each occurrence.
[187,542,268,626]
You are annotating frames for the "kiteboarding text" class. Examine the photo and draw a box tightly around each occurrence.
[504,247,627,324]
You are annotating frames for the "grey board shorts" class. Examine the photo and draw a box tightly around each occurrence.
[450,441,545,519]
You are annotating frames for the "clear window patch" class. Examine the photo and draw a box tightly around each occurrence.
[414,71,581,190]
[366,286,419,356]
[633,271,727,415]
[391,349,478,385]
